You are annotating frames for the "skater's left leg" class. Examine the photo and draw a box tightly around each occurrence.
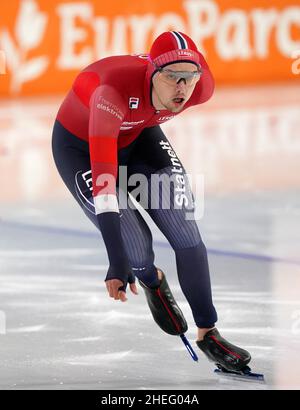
[126,127,255,374]
[146,177,218,331]
[128,126,253,372]
[127,126,218,332]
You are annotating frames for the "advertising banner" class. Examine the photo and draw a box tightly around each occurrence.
[0,0,299,95]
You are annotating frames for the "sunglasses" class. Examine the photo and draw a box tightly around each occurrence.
[155,65,202,87]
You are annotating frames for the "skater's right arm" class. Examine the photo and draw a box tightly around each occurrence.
[89,85,137,300]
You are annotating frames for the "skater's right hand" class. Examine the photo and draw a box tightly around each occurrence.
[105,278,138,302]
[105,267,138,302]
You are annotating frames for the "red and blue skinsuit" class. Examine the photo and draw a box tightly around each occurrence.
[52,34,217,328]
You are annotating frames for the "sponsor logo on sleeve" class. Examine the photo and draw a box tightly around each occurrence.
[96,96,124,120]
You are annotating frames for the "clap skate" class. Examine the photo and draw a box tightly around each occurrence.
[196,328,265,382]
[139,270,198,361]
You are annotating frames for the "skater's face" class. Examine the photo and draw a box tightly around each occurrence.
[152,62,202,113]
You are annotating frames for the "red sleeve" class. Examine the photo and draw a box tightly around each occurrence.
[89,85,127,215]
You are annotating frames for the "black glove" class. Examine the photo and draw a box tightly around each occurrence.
[105,263,135,292]
[96,211,135,292]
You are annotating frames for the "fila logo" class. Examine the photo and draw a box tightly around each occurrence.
[129,97,139,109]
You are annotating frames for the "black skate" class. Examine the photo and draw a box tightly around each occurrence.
[139,271,187,336]
[139,271,198,362]
[196,328,265,382]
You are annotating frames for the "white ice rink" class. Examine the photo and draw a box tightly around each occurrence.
[0,83,300,390]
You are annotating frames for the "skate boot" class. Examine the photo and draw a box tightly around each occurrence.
[196,328,264,381]
[196,328,251,372]
[139,270,188,336]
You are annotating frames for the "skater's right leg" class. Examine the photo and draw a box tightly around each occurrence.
[52,122,206,340]
[117,193,160,289]
[115,196,188,336]
[52,120,160,288]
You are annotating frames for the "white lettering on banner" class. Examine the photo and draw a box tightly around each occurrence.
[277,7,300,56]
[56,3,93,69]
[153,13,186,38]
[184,0,219,53]
[1,0,300,93]
[129,14,155,54]
[93,16,127,59]
[93,0,299,62]
[54,1,300,71]
[291,50,300,75]
[183,0,296,59]
[251,9,278,59]
[216,10,252,60]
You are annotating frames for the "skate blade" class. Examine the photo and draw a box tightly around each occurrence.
[214,367,265,384]
[180,334,198,362]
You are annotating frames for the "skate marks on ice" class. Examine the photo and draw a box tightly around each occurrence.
[0,266,269,390]
[1,197,300,389]
[1,225,299,390]
[0,279,269,390]
[0,229,299,390]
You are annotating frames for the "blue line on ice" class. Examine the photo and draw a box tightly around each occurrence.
[2,219,300,266]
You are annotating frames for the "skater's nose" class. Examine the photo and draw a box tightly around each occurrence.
[175,80,187,93]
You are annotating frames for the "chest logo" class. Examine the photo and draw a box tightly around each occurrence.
[129,97,139,109]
